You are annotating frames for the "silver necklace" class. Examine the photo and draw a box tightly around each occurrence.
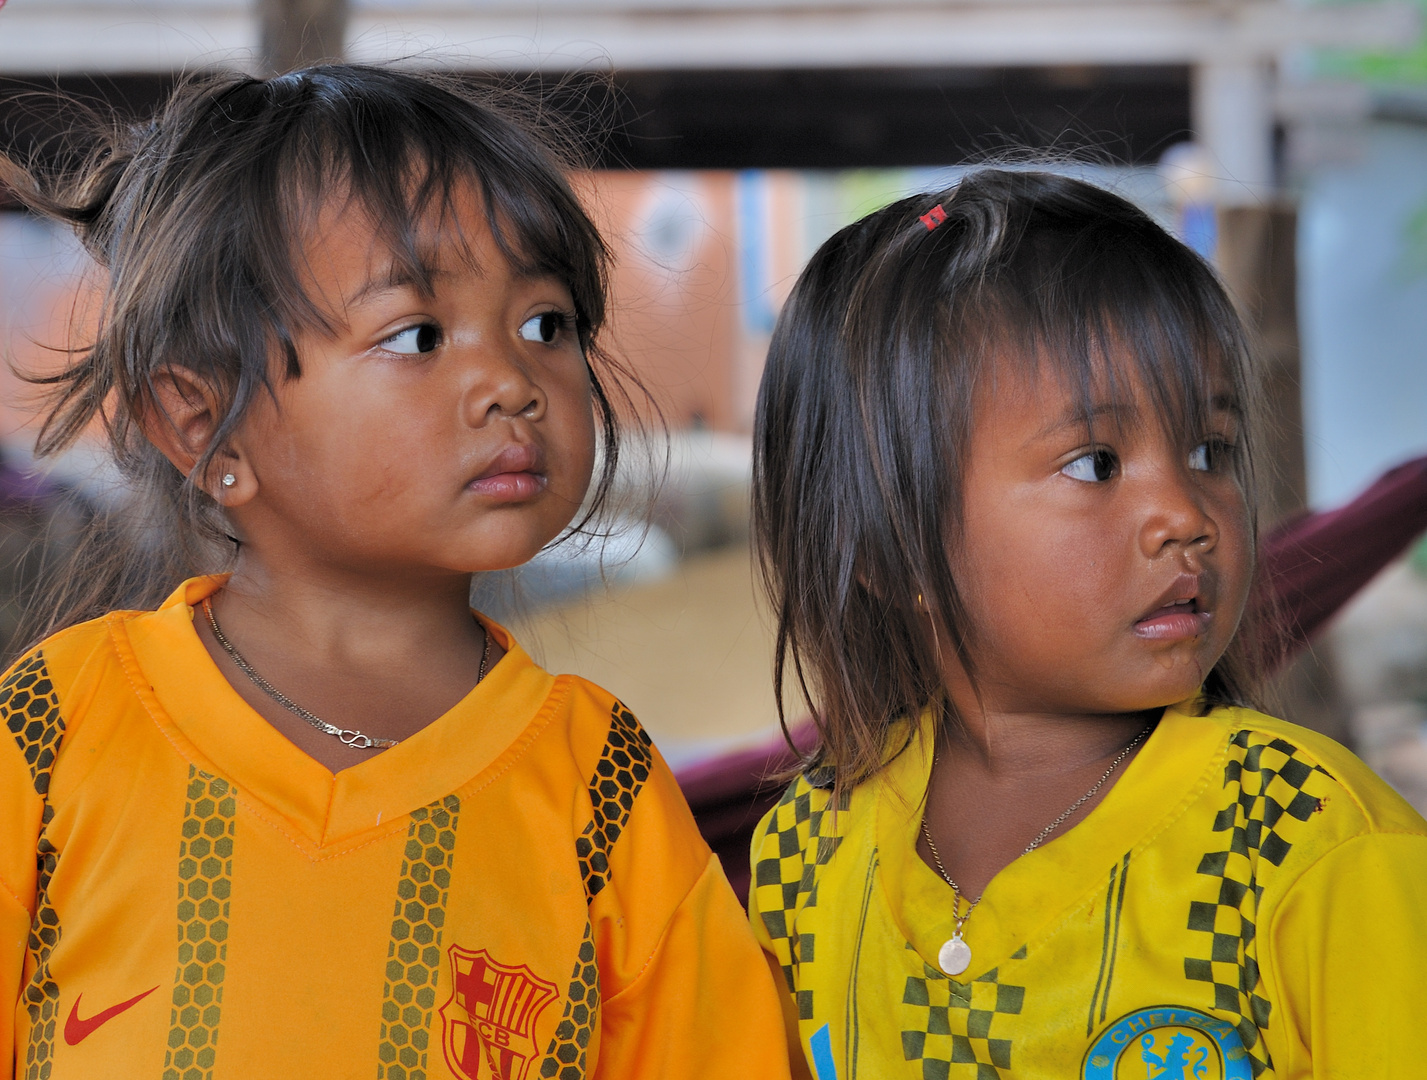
[201,596,489,751]
[920,722,1152,977]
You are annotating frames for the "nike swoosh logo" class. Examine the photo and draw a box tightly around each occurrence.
[63,985,160,1045]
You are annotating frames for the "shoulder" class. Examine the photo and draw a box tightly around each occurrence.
[2,614,135,772]
[3,611,128,685]
[541,673,659,793]
[750,771,857,911]
[541,672,710,894]
[1207,704,1427,838]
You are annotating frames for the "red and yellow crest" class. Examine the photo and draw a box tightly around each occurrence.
[440,946,558,1080]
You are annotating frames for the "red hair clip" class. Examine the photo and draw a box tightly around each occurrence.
[919,204,948,231]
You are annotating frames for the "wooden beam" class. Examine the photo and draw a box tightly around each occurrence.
[1217,206,1349,744]
[259,0,349,74]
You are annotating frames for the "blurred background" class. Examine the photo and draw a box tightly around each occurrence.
[3,0,1427,808]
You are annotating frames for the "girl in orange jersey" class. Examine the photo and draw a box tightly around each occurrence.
[748,171,1427,1079]
[0,67,791,1080]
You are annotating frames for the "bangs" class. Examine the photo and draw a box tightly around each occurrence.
[969,222,1254,472]
[136,66,607,382]
[285,73,606,336]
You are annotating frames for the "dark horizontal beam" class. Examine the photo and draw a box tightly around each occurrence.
[1,65,1190,209]
[543,65,1192,170]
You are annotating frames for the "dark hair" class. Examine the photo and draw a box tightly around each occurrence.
[1,64,639,649]
[753,169,1264,790]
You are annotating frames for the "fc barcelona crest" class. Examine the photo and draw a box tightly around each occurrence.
[440,945,558,1080]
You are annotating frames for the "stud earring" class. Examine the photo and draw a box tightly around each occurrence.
[221,473,236,488]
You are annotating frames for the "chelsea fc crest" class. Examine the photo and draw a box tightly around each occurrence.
[1083,1007,1252,1080]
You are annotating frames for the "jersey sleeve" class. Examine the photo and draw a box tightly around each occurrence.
[568,691,793,1080]
[1267,831,1427,1078]
[748,779,823,1080]
[1,650,56,1080]
[593,853,793,1080]
[0,756,37,1080]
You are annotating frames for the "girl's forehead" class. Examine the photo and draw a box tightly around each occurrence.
[296,186,504,311]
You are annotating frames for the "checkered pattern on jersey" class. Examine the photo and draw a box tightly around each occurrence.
[164,768,237,1080]
[899,944,1027,1080]
[575,701,653,900]
[2,652,66,1080]
[379,795,461,1080]
[1184,730,1332,1078]
[751,776,851,1020]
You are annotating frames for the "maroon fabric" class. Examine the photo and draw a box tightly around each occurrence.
[1259,455,1427,660]
[679,454,1427,905]
[675,723,818,902]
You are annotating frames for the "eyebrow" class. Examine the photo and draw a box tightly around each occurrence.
[347,265,454,307]
[1031,400,1137,442]
[1211,391,1243,417]
[1031,388,1243,443]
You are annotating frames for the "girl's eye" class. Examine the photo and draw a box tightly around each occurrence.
[518,311,569,345]
[1061,448,1117,483]
[1189,438,1235,472]
[382,324,441,355]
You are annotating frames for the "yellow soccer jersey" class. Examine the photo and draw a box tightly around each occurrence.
[1,577,792,1080]
[750,702,1427,1080]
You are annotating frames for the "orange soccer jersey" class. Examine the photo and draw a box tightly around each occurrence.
[0,577,791,1080]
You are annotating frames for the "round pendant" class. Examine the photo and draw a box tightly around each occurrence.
[938,935,972,976]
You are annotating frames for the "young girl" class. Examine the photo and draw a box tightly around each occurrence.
[0,66,791,1080]
[749,170,1427,1079]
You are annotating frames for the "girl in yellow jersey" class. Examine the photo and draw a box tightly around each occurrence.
[0,67,791,1080]
[748,171,1427,1080]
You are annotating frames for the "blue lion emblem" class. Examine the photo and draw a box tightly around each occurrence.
[1141,1030,1211,1080]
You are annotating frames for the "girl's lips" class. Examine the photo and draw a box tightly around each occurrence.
[1133,602,1212,641]
[468,471,546,501]
[467,442,546,501]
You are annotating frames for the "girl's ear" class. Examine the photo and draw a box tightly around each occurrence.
[141,368,255,506]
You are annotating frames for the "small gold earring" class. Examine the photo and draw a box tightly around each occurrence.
[221,473,236,488]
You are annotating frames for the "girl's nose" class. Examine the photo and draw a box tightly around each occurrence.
[461,343,547,426]
[1138,467,1219,560]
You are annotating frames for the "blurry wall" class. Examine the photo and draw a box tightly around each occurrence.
[1300,118,1427,507]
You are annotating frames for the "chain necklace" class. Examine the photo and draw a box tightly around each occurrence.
[920,722,1152,977]
[202,596,490,752]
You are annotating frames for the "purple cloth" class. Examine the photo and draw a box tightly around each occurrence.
[0,458,54,510]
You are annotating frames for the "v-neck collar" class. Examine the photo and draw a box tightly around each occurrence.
[116,576,559,852]
[874,702,1227,979]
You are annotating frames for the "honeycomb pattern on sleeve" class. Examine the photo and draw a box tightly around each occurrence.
[575,701,652,900]
[534,701,653,1080]
[538,920,599,1080]
[2,651,66,1080]
[163,767,237,1080]
[378,794,461,1080]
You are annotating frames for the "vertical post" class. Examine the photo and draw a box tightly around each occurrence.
[1194,59,1274,205]
[1216,206,1350,743]
[1215,207,1307,529]
[258,0,350,75]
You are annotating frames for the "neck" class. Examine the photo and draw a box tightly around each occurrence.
[937,702,1157,779]
[217,548,482,664]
